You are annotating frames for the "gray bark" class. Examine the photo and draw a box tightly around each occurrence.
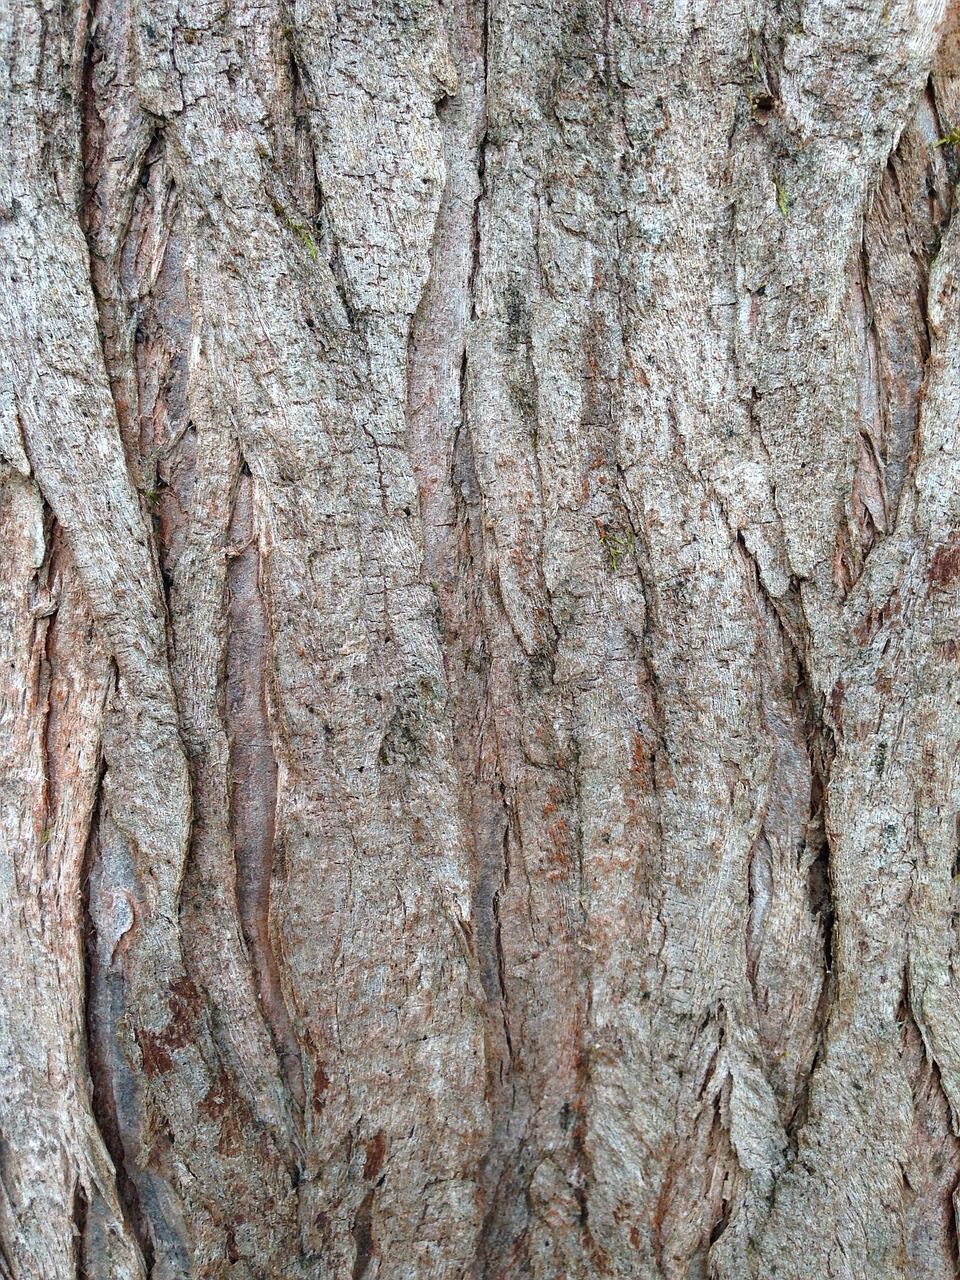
[2,0,960,1276]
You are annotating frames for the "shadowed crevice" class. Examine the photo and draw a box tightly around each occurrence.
[72,1179,90,1280]
[351,1189,376,1280]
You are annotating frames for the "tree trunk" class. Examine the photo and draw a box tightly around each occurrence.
[3,0,960,1276]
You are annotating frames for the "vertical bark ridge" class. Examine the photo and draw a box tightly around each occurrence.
[226,462,305,1118]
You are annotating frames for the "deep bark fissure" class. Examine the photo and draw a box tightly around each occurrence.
[350,1187,376,1280]
[491,878,514,1064]
[34,513,60,899]
[71,1179,89,1280]
[796,679,839,1143]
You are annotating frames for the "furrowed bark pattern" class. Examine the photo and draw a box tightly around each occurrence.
[4,1,960,1278]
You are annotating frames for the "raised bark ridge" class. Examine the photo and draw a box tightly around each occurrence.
[2,1,960,1277]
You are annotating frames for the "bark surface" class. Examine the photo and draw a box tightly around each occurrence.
[3,0,960,1277]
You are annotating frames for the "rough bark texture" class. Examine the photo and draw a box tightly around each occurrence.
[4,0,960,1276]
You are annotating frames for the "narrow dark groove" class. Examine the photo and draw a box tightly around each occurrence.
[886,161,936,355]
[469,0,490,325]
[118,156,198,665]
[402,4,567,1269]
[470,130,488,324]
[72,1179,90,1280]
[32,509,61,918]
[927,75,945,144]
[283,20,316,133]
[351,1189,376,1280]
[809,798,835,984]
[802,659,837,1056]
[571,1032,607,1272]
[407,75,516,1122]
[566,733,601,1267]
[491,883,513,1063]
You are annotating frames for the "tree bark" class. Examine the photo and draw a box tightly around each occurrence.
[3,0,960,1276]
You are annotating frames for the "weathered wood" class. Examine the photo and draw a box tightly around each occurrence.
[3,0,960,1276]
